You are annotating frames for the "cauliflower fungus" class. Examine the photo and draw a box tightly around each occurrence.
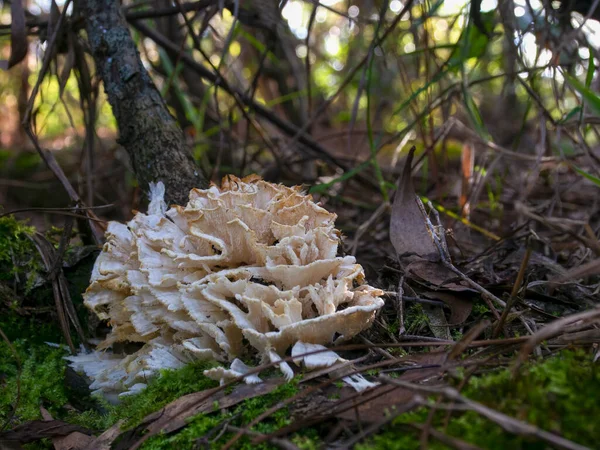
[68,175,384,396]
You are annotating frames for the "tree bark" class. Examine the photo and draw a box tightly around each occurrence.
[77,0,208,205]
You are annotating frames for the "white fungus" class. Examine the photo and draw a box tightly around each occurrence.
[68,175,384,396]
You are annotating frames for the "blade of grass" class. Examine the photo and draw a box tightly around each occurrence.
[459,8,491,141]
[571,165,600,187]
[564,71,600,116]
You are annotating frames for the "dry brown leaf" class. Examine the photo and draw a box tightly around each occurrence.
[390,149,466,289]
[407,259,474,290]
[423,304,451,340]
[334,385,416,423]
[59,37,76,95]
[0,0,27,70]
[47,0,60,43]
[423,291,473,325]
[390,147,439,262]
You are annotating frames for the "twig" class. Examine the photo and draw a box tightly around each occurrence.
[513,307,600,373]
[378,376,590,450]
[333,398,423,449]
[129,20,353,177]
[350,201,389,255]
[360,336,395,360]
[421,199,506,315]
[0,204,113,219]
[493,246,532,338]
[20,0,103,243]
[396,275,406,335]
[224,425,300,450]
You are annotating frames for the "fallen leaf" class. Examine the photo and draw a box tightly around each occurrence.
[334,384,416,422]
[423,304,451,340]
[390,147,439,261]
[406,259,471,290]
[47,0,61,41]
[0,0,27,70]
[390,149,465,288]
[59,36,76,95]
[423,291,473,325]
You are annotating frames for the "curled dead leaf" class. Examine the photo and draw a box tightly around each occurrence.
[422,291,473,325]
[390,148,463,289]
[390,147,439,262]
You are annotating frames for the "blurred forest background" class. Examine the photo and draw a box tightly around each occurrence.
[2,0,600,448]
[2,0,600,232]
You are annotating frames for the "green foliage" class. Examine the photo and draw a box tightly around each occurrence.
[358,350,600,449]
[564,72,600,117]
[449,11,494,69]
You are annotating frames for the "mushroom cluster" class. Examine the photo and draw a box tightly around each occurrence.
[68,176,384,396]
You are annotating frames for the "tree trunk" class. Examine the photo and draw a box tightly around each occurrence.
[76,0,208,205]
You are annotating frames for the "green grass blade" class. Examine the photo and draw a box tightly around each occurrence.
[573,165,600,187]
[564,72,600,116]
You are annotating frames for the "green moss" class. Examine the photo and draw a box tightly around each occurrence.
[358,350,600,450]
[140,378,303,450]
[0,339,69,425]
[2,333,597,450]
[404,304,430,334]
[0,215,41,292]
[472,301,491,316]
[68,360,221,431]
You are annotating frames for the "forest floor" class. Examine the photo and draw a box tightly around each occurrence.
[1,145,600,450]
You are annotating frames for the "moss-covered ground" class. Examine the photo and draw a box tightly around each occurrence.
[2,324,598,450]
[1,215,599,449]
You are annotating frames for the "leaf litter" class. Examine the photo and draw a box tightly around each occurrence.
[4,144,600,449]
